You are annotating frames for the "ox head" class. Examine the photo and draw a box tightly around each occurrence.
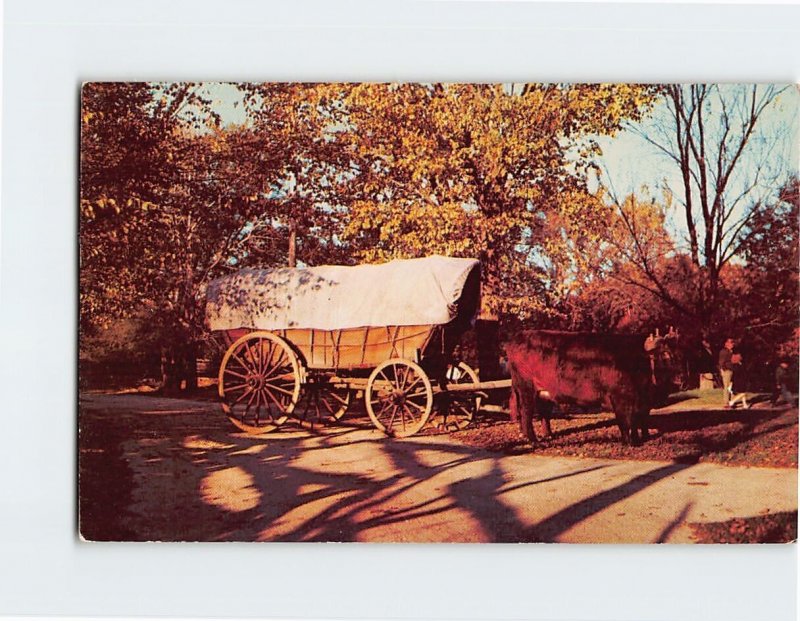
[644,326,684,394]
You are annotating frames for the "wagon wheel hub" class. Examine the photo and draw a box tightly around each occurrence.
[391,390,407,405]
[247,375,264,390]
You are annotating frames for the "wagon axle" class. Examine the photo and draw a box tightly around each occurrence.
[390,390,408,406]
[247,376,264,390]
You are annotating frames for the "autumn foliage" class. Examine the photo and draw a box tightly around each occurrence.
[79,82,798,390]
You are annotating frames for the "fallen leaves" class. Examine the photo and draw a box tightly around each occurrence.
[452,406,798,469]
[690,511,797,544]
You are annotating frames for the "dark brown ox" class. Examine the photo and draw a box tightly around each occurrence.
[506,330,679,445]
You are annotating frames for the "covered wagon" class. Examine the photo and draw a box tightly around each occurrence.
[205,255,483,437]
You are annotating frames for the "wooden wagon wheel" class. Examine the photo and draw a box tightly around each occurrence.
[365,358,433,438]
[293,374,351,428]
[431,361,481,432]
[218,331,302,434]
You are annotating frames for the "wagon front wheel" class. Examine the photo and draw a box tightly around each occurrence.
[218,332,301,434]
[365,359,433,438]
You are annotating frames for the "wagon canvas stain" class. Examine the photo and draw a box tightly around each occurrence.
[79,82,798,543]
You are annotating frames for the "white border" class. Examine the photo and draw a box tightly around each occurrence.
[1,1,798,619]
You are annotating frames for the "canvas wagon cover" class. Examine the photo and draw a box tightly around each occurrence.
[205,255,480,331]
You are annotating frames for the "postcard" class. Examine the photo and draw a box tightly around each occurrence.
[79,82,798,543]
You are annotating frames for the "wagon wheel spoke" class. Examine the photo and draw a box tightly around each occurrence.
[262,352,288,381]
[405,403,420,428]
[405,399,427,412]
[319,396,335,416]
[267,371,296,383]
[261,385,287,410]
[244,341,258,372]
[405,375,422,391]
[449,400,473,419]
[230,350,255,375]
[376,396,393,417]
[296,389,315,421]
[376,369,393,395]
[242,386,258,422]
[387,405,399,429]
[224,382,249,393]
[256,338,267,374]
[223,368,249,381]
[232,386,255,405]
[406,388,430,399]
[397,365,409,390]
[266,383,296,397]
[326,390,349,407]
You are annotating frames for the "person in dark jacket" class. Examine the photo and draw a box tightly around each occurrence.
[770,360,794,406]
[719,338,735,405]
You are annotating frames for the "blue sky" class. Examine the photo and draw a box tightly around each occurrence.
[195,81,799,253]
[594,85,799,252]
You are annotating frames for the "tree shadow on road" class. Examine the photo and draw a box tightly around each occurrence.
[78,394,737,543]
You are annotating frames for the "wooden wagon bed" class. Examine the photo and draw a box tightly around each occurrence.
[222,324,439,370]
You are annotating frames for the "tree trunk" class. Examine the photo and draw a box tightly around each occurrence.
[288,219,297,268]
[160,347,170,390]
[160,346,181,394]
[476,319,502,382]
[183,342,198,391]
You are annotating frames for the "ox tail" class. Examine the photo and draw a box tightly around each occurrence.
[508,358,537,442]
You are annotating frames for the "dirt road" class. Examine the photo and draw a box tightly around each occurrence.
[78,393,797,543]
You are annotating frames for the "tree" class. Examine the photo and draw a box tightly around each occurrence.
[737,177,799,359]
[240,83,352,268]
[617,84,794,331]
[552,188,709,343]
[80,84,293,389]
[317,83,657,319]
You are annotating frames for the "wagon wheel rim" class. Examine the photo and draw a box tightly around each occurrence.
[365,358,433,438]
[293,375,351,428]
[430,362,481,432]
[218,332,301,434]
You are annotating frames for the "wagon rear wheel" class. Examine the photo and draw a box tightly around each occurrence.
[365,358,433,438]
[432,362,481,431]
[218,332,301,434]
[293,374,351,428]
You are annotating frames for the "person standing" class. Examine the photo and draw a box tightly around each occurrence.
[727,351,750,409]
[697,338,716,390]
[771,359,794,406]
[719,338,735,405]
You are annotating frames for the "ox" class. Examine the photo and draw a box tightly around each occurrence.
[506,329,679,446]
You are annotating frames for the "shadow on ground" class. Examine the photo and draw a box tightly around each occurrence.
[79,394,710,543]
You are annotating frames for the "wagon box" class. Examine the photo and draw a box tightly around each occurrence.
[205,255,483,437]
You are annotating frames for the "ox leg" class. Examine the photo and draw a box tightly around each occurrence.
[509,365,537,442]
[508,388,518,423]
[536,395,553,439]
[620,404,640,446]
[638,408,651,442]
[616,418,632,445]
[628,419,641,446]
[611,395,639,446]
